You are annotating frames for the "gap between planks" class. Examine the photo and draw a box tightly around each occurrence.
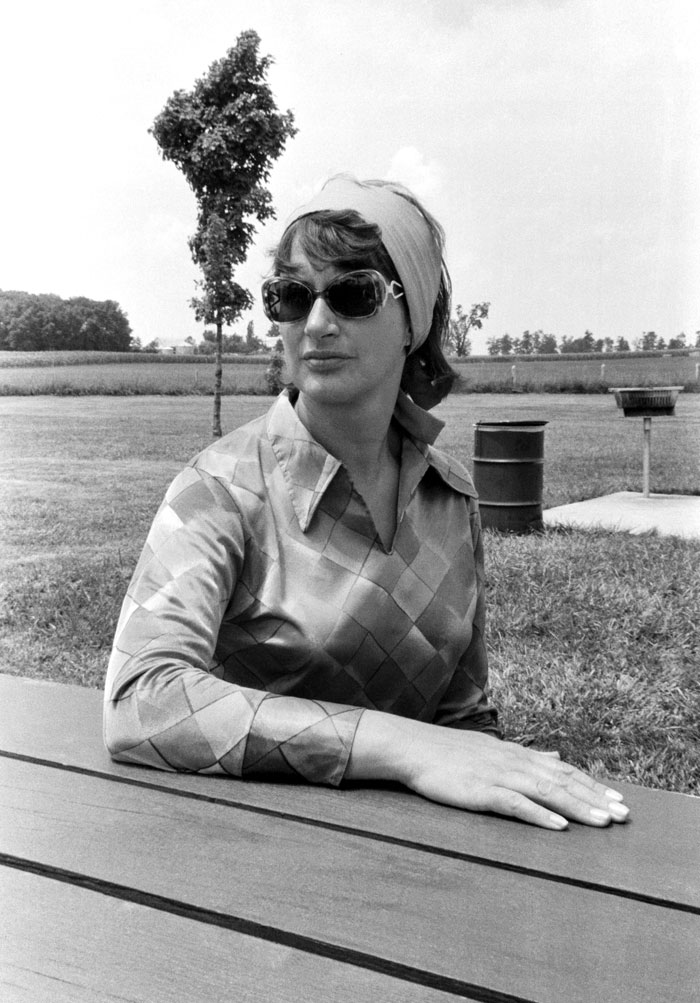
[0,854,531,1003]
[1,747,696,917]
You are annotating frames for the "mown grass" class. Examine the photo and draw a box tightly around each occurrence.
[1,394,699,794]
[486,530,699,792]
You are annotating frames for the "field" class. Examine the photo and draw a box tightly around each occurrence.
[0,349,698,395]
[1,394,699,795]
[0,359,270,395]
[0,350,272,367]
[452,353,699,391]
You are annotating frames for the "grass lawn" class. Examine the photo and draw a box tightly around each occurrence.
[1,393,699,794]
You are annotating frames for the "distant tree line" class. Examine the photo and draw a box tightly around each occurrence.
[445,307,698,357]
[0,290,132,352]
[483,328,699,357]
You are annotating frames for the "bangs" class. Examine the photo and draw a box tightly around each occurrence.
[272,210,400,282]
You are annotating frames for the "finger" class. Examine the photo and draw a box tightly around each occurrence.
[548,763,630,819]
[510,771,629,827]
[479,786,569,831]
[562,766,625,805]
[515,755,631,819]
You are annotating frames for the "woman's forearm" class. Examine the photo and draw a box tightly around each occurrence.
[105,666,364,785]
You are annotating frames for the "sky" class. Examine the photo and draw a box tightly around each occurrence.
[1,0,698,354]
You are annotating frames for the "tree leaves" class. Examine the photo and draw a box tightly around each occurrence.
[149,30,297,435]
[448,302,490,357]
[0,291,133,352]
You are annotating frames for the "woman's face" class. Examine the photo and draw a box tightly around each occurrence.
[279,237,411,411]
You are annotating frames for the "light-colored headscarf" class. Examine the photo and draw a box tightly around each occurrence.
[285,176,443,353]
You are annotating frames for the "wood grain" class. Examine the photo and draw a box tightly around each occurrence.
[1,673,698,909]
[0,866,465,1003]
[2,755,697,1003]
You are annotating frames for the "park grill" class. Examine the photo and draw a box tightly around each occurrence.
[609,386,684,497]
[610,386,683,417]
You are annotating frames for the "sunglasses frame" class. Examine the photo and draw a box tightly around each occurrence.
[261,269,404,324]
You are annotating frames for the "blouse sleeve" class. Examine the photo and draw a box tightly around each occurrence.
[103,466,364,786]
[431,499,502,737]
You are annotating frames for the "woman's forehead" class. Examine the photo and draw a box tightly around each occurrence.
[282,237,351,282]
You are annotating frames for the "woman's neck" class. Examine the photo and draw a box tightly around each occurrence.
[295,391,403,549]
[295,392,400,478]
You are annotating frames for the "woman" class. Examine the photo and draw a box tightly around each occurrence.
[104,175,629,831]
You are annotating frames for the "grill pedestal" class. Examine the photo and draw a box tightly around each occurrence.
[609,387,683,498]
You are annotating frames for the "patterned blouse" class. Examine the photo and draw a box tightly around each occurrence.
[104,390,499,786]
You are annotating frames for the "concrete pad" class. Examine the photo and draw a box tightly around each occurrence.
[543,492,700,540]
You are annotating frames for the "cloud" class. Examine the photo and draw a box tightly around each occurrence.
[385,148,443,200]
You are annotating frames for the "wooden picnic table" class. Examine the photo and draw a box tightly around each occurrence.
[1,673,698,1002]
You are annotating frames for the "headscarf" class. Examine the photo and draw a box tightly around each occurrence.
[285,176,443,353]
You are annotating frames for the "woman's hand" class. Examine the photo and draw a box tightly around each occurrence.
[346,711,630,830]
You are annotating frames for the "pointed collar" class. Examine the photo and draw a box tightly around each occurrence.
[266,390,475,532]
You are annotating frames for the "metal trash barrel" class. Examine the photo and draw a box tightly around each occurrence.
[473,420,548,532]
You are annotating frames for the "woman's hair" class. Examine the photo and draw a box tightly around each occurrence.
[272,183,457,407]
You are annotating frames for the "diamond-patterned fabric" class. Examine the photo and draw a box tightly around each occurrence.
[104,390,499,785]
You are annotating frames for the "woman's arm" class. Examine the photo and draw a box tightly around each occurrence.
[345,710,629,829]
[104,465,363,785]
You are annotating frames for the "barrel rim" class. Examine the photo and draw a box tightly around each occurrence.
[474,420,548,428]
[473,457,544,464]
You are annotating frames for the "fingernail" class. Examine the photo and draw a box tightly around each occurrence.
[549,814,568,829]
[608,802,629,821]
[605,788,624,802]
[590,808,611,823]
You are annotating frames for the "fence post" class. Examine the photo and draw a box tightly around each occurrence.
[600,362,605,380]
[511,364,516,387]
[642,417,652,498]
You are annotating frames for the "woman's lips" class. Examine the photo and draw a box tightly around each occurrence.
[302,352,351,369]
[303,351,350,360]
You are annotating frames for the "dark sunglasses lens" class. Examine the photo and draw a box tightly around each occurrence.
[327,273,379,318]
[265,280,313,322]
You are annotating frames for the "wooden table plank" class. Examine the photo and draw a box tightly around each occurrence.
[0,866,464,1003]
[1,673,698,910]
[1,756,697,1003]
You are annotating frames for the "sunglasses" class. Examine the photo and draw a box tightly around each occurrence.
[261,269,404,323]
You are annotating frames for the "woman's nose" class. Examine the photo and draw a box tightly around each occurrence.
[304,295,339,339]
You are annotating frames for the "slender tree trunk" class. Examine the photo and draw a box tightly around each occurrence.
[213,316,223,438]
